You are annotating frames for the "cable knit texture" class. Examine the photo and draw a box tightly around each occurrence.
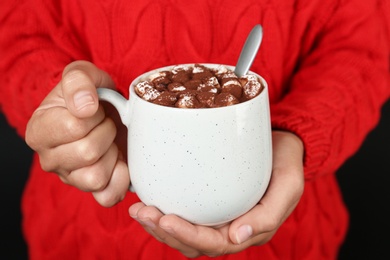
[0,0,389,259]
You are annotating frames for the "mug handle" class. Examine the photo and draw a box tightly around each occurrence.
[96,88,135,192]
[96,88,131,126]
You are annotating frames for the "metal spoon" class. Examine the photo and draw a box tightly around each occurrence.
[234,24,263,77]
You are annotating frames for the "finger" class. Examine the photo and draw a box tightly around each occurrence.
[39,117,116,173]
[130,204,172,241]
[228,204,281,245]
[132,206,200,258]
[129,202,146,218]
[130,204,172,242]
[92,157,130,207]
[159,215,241,257]
[61,60,115,118]
[228,168,303,245]
[227,131,305,245]
[26,106,105,150]
[62,142,119,191]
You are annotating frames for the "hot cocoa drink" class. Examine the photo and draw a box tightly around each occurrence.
[134,64,264,108]
[97,63,271,225]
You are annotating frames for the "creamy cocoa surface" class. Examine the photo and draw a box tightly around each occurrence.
[134,64,264,108]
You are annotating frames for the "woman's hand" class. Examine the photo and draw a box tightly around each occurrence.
[25,60,129,207]
[129,130,304,258]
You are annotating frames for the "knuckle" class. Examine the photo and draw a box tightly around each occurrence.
[39,160,52,172]
[63,60,94,80]
[76,140,101,165]
[82,170,107,191]
[25,113,44,150]
[63,116,87,140]
[205,245,228,257]
[39,155,58,173]
[62,69,90,89]
[261,215,281,233]
[96,192,123,208]
[201,236,228,257]
[25,128,37,150]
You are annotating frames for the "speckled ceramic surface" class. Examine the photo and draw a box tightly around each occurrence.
[97,64,272,226]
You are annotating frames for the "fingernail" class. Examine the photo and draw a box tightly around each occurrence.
[236,225,253,244]
[139,219,156,229]
[160,225,175,235]
[74,91,94,111]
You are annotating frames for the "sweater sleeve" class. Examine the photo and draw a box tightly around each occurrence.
[0,0,89,138]
[270,0,390,179]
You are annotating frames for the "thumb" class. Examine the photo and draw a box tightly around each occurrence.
[228,172,303,245]
[228,204,272,245]
[228,131,305,245]
[61,60,115,118]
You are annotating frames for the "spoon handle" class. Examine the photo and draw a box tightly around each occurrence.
[234,24,263,77]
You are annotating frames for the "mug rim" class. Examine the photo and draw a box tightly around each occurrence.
[129,63,268,111]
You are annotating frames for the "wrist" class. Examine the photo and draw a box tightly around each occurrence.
[272,130,305,166]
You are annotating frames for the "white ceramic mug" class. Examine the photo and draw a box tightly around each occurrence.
[97,64,272,226]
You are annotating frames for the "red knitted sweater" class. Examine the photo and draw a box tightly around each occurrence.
[1,0,389,259]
